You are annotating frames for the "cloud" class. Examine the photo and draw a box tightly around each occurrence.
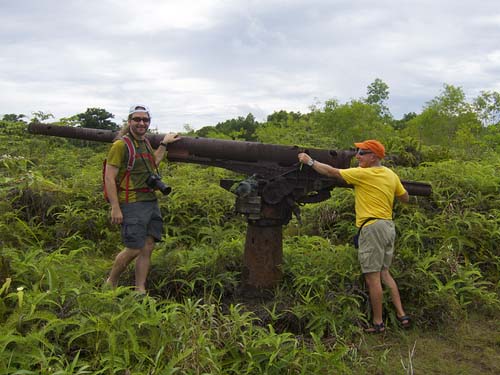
[1,0,500,132]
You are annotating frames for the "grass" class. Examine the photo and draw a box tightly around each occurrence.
[2,120,500,373]
[358,312,500,374]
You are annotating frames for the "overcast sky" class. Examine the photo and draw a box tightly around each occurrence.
[1,0,499,132]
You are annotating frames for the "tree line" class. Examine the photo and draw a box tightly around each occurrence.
[4,79,500,157]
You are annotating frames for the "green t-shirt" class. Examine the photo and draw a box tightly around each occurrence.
[106,137,157,203]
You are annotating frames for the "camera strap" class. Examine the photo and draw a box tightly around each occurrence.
[140,138,161,176]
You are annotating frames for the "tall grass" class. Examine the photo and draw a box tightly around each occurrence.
[0,121,499,372]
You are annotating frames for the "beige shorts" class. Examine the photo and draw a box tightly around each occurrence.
[357,220,396,273]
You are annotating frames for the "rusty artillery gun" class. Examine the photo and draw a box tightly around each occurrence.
[28,123,432,289]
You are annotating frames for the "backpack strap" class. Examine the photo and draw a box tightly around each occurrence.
[143,137,158,169]
[121,135,136,203]
[104,135,155,203]
[121,136,157,202]
[103,136,135,203]
[106,135,156,203]
[122,135,136,172]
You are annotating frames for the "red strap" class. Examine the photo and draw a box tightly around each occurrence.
[143,138,158,169]
[122,136,136,203]
[122,136,136,171]
[135,152,155,169]
[130,187,154,192]
[118,136,155,203]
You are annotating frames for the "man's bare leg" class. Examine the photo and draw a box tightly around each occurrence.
[106,248,141,287]
[364,271,384,325]
[381,269,406,317]
[134,236,155,293]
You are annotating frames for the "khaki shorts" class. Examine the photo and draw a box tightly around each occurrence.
[120,201,163,249]
[357,219,396,273]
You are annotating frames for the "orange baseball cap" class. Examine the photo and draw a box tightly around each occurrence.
[354,139,385,158]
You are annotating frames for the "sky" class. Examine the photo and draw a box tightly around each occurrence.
[1,0,499,132]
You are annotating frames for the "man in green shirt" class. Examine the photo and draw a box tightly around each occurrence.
[104,104,179,294]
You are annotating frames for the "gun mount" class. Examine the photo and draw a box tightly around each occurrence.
[28,123,432,289]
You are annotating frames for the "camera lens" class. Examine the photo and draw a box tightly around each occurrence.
[157,181,171,195]
[146,174,171,195]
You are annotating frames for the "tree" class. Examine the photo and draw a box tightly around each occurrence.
[312,99,392,148]
[392,112,417,131]
[482,122,500,152]
[197,113,259,141]
[266,110,304,125]
[2,114,27,123]
[257,111,314,146]
[472,90,500,127]
[365,78,391,118]
[30,111,54,123]
[403,84,482,149]
[76,108,118,130]
[425,84,470,117]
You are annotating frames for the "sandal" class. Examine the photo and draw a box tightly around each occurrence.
[364,322,385,334]
[397,315,411,329]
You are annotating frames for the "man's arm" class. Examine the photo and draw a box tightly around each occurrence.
[396,191,410,203]
[298,152,345,180]
[105,164,123,224]
[154,133,180,165]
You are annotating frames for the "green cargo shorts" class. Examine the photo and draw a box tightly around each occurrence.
[120,201,163,249]
[357,219,396,273]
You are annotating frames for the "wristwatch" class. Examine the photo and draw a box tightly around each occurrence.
[307,159,315,167]
[159,142,168,149]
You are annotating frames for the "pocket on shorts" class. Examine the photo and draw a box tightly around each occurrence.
[122,217,142,245]
[358,246,371,265]
[148,216,163,242]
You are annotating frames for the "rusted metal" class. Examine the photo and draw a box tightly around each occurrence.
[27,122,355,177]
[28,122,433,289]
[400,180,432,196]
[27,123,121,143]
[243,223,283,288]
[27,123,431,195]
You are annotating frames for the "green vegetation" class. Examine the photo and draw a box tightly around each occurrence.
[1,81,500,373]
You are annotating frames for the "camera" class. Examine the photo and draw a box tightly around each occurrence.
[146,174,171,195]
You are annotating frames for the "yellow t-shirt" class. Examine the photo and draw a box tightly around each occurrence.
[106,137,157,203]
[339,166,406,227]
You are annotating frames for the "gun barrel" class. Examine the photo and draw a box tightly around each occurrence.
[27,123,120,143]
[27,122,355,168]
[401,180,431,196]
[27,123,432,196]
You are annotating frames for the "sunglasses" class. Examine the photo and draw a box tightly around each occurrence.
[357,149,373,155]
[131,117,150,123]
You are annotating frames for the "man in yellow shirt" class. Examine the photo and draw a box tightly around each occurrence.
[298,140,410,333]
